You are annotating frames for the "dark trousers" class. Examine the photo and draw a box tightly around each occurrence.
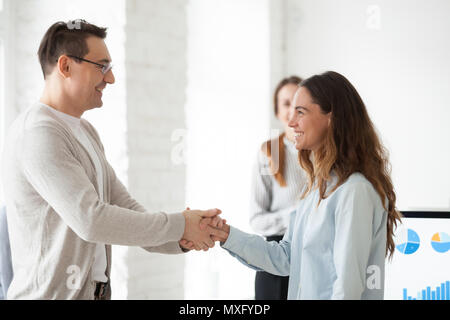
[94,281,110,300]
[254,235,289,300]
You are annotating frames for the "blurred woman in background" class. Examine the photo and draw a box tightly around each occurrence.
[249,76,306,300]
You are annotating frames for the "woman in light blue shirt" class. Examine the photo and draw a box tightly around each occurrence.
[181,71,403,299]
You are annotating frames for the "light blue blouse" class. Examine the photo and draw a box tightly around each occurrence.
[222,172,388,299]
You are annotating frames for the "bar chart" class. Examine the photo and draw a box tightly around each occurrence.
[403,281,450,300]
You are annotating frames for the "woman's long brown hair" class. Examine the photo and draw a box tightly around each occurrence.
[262,132,287,186]
[298,71,402,260]
[262,76,303,187]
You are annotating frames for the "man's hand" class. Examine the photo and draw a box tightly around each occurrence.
[181,208,228,251]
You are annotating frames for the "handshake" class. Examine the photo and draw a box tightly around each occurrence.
[179,208,230,251]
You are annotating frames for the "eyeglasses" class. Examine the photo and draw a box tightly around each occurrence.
[66,55,113,75]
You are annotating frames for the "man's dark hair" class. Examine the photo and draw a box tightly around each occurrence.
[37,19,107,79]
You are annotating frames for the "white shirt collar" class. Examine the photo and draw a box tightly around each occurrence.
[39,102,81,129]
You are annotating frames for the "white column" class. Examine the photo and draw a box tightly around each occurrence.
[185,0,281,299]
[124,0,187,299]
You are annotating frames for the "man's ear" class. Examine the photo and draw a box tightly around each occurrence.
[57,55,71,79]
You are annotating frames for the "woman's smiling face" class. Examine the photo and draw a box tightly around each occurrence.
[288,86,331,152]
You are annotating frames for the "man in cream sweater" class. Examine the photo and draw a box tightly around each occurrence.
[1,20,225,299]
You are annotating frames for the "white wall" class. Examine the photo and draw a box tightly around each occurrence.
[0,0,15,205]
[286,0,450,210]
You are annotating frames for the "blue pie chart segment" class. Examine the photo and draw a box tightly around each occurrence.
[396,228,420,255]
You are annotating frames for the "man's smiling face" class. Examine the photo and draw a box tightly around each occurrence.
[67,36,115,112]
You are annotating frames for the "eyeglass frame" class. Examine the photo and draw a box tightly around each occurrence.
[61,55,113,75]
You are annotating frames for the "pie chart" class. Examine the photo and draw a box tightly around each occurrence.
[396,228,420,255]
[431,232,450,253]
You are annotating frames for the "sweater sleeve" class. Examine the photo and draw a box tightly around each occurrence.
[83,119,183,253]
[105,161,184,254]
[20,125,185,247]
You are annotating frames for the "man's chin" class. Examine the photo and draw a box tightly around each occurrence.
[92,100,104,109]
[85,104,103,112]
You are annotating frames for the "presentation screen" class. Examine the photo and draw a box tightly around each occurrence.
[384,212,450,300]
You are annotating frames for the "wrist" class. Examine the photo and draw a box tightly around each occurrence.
[221,224,231,243]
[181,211,189,238]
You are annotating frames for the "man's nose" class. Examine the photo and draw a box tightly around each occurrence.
[104,70,115,84]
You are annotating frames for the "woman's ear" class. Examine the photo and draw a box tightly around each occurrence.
[327,113,332,127]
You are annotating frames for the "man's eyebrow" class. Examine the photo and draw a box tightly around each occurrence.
[96,58,111,64]
[295,106,309,111]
